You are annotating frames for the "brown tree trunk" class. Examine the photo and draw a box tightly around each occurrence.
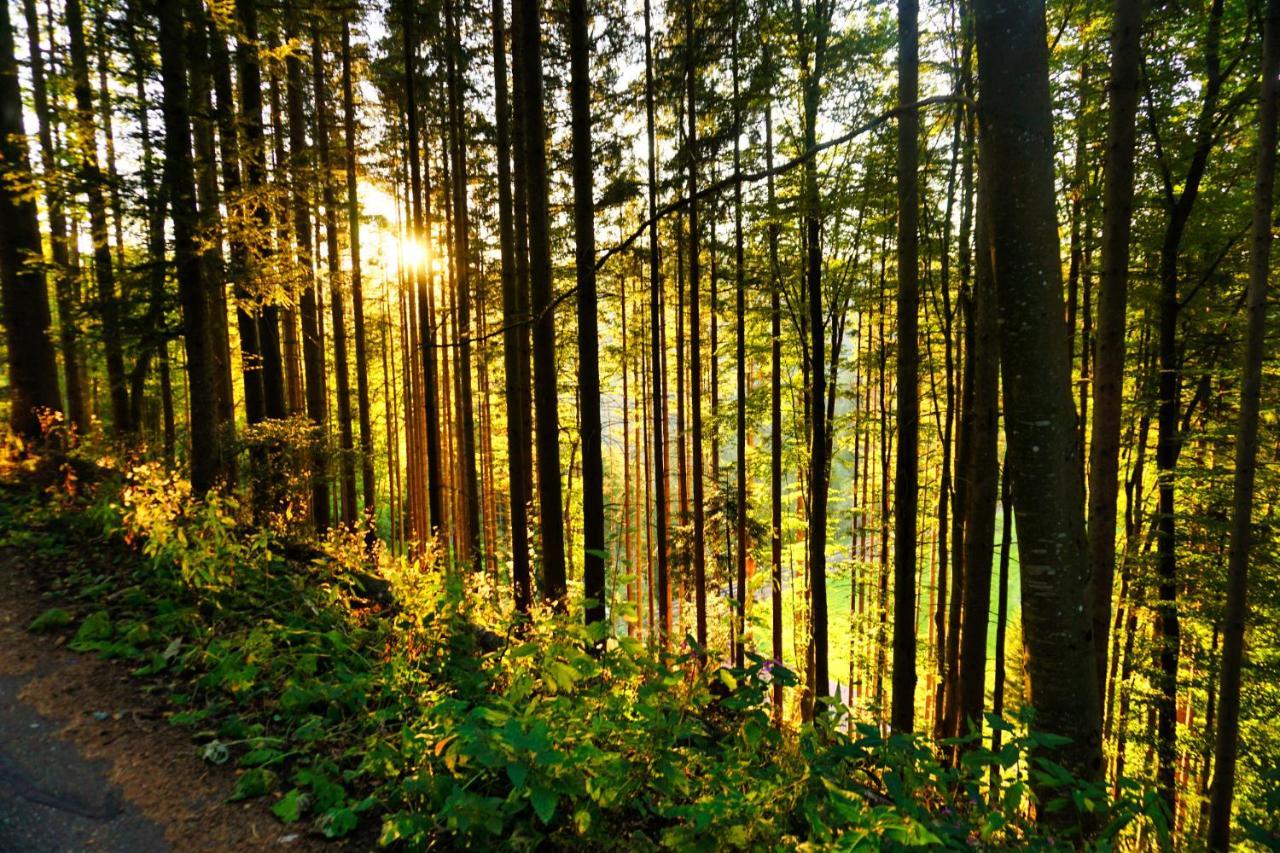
[285,9,330,530]
[66,0,128,435]
[566,0,605,631]
[973,0,1103,795]
[158,0,218,493]
[311,23,357,527]
[492,0,532,611]
[891,0,919,732]
[1207,0,1279,844]
[514,0,566,601]
[0,0,62,439]
[1088,0,1145,711]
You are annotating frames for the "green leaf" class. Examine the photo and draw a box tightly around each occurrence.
[70,610,112,648]
[29,608,72,633]
[319,807,358,838]
[530,787,557,824]
[273,789,306,823]
[506,762,529,790]
[230,767,278,801]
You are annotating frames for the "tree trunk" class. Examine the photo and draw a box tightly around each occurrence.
[311,23,357,527]
[20,0,84,433]
[1088,0,1144,711]
[444,0,481,567]
[340,19,376,538]
[65,0,128,435]
[514,0,566,602]
[957,177,999,741]
[0,0,62,439]
[491,0,531,610]
[973,0,1103,794]
[891,0,920,732]
[642,0,670,646]
[1207,0,1279,845]
[566,0,605,632]
[285,10,330,530]
[158,0,218,493]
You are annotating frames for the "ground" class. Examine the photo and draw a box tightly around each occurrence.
[0,543,328,852]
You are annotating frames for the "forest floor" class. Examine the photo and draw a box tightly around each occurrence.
[0,532,331,851]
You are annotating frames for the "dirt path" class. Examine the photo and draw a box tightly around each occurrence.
[0,550,325,852]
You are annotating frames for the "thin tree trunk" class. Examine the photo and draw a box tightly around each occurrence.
[1088,0,1144,708]
[66,0,128,434]
[891,0,920,732]
[566,0,605,631]
[1207,0,1279,844]
[492,0,532,611]
[285,9,330,530]
[311,22,357,527]
[340,19,376,538]
[515,0,566,602]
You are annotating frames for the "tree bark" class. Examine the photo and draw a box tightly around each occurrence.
[514,0,566,602]
[1207,0,1279,845]
[65,0,128,434]
[891,0,919,732]
[158,0,218,494]
[566,0,605,631]
[1088,0,1145,711]
[0,0,62,439]
[973,0,1103,794]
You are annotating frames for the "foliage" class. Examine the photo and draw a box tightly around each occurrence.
[0,463,1172,849]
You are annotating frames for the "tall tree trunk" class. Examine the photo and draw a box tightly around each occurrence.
[732,9,748,670]
[567,0,605,631]
[957,178,999,741]
[1207,0,1279,844]
[1088,0,1145,710]
[765,86,784,714]
[973,0,1103,796]
[285,9,330,530]
[158,0,218,493]
[514,0,566,601]
[0,0,62,438]
[801,0,832,704]
[186,1,235,482]
[642,0,670,645]
[445,0,481,567]
[236,0,286,421]
[891,0,919,732]
[20,0,83,433]
[66,0,128,434]
[340,18,376,537]
[684,0,707,650]
[312,23,357,527]
[492,0,531,611]
[401,0,443,536]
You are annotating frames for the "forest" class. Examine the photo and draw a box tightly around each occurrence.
[0,0,1277,846]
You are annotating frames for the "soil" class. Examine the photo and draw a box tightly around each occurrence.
[0,543,335,852]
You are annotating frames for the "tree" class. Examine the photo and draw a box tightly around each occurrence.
[514,0,567,602]
[891,0,919,733]
[1087,0,1145,698]
[158,0,219,493]
[1207,0,1279,844]
[65,0,128,434]
[567,0,606,633]
[491,0,532,612]
[0,0,62,439]
[972,0,1103,793]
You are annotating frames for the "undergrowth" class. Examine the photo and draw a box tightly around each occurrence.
[0,457,1170,850]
